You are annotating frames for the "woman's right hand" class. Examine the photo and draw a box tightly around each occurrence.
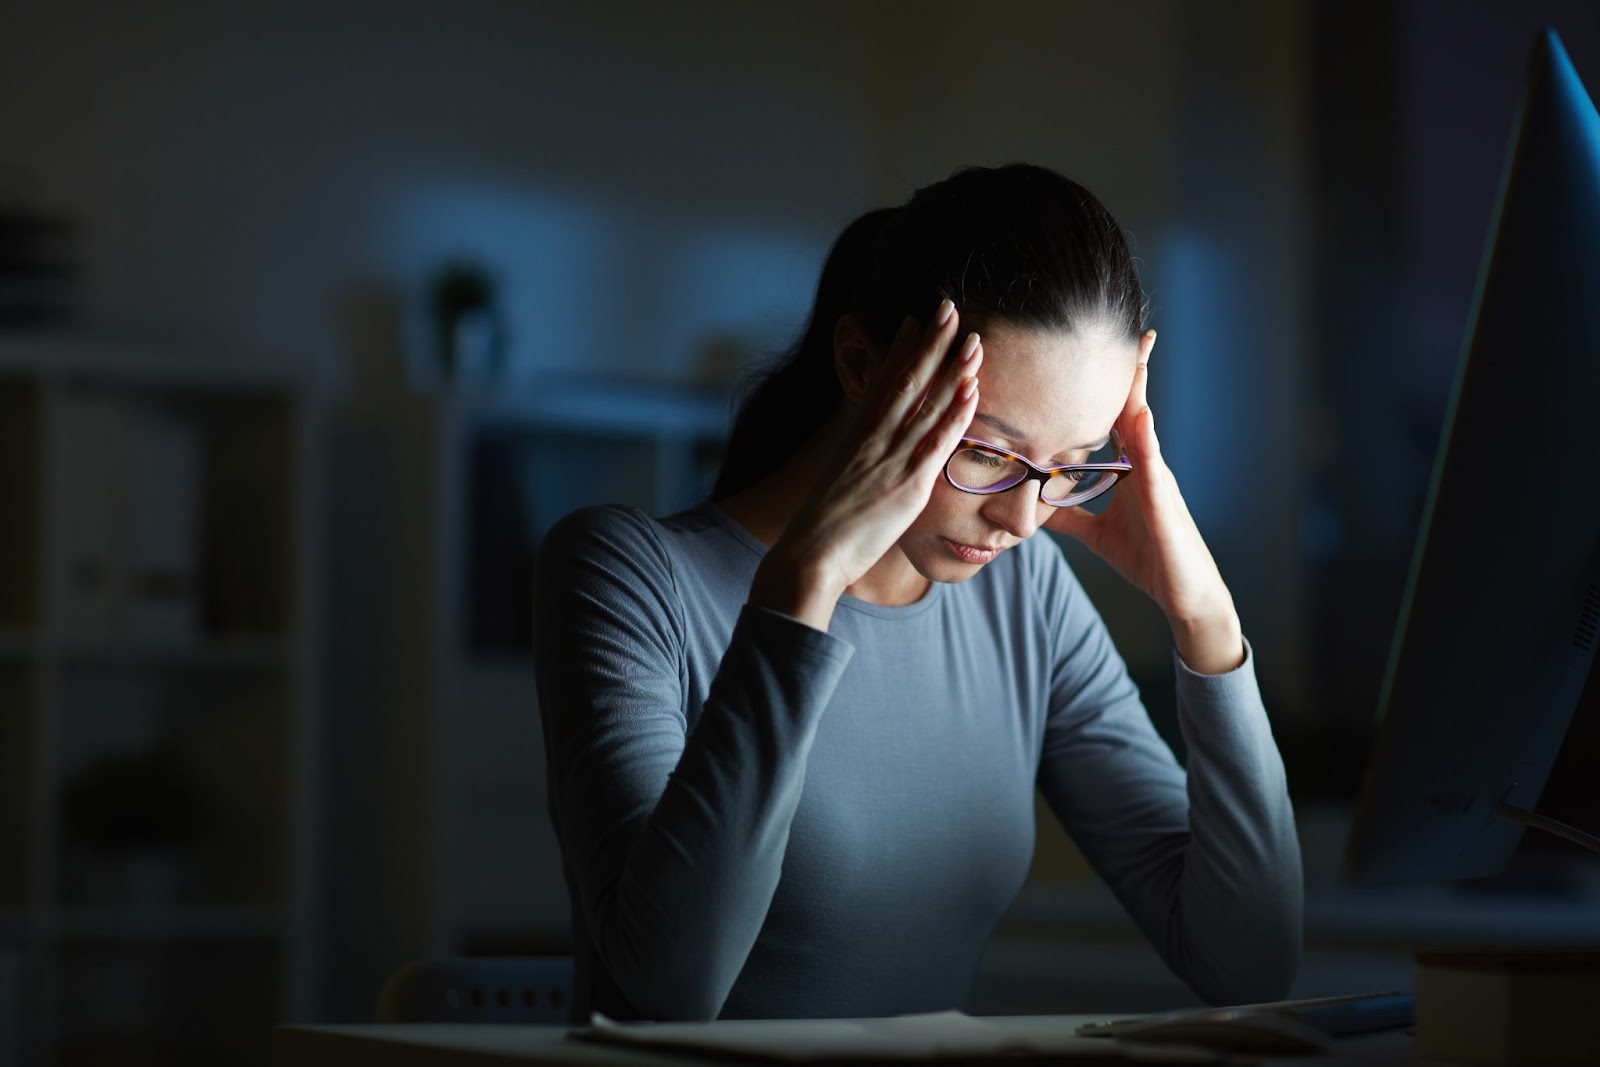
[750,299,983,631]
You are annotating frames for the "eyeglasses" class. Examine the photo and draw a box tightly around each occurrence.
[943,430,1131,508]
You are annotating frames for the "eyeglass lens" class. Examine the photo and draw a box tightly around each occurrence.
[946,440,1121,506]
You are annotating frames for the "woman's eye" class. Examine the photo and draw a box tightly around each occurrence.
[969,451,1009,468]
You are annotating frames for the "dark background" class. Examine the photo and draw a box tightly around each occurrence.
[1,1,1598,1063]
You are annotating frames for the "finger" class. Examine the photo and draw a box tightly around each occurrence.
[889,314,920,362]
[1127,404,1167,503]
[1117,386,1149,452]
[910,367,979,473]
[858,315,920,409]
[879,300,962,425]
[1140,403,1162,463]
[902,333,982,439]
[1136,329,1156,410]
[1121,329,1154,424]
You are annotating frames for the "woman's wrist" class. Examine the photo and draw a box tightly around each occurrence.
[1170,608,1246,675]
[750,544,843,633]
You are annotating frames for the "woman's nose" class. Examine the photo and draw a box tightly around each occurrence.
[981,479,1048,539]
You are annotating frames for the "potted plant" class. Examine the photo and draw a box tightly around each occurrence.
[429,260,506,387]
[61,746,207,908]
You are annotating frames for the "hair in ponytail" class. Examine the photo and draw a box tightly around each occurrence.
[710,207,897,500]
[711,163,1146,500]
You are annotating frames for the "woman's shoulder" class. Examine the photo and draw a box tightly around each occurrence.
[533,507,687,645]
[541,503,669,564]
[535,502,757,650]
[537,501,757,595]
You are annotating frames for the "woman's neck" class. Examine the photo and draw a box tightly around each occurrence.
[716,424,932,608]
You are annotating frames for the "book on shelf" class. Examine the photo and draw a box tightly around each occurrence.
[51,392,129,639]
[124,404,202,642]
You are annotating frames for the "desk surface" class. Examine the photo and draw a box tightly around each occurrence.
[273,1019,1425,1067]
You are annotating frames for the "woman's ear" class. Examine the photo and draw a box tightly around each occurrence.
[833,313,881,405]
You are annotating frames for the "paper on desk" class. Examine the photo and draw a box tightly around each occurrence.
[582,1010,1224,1063]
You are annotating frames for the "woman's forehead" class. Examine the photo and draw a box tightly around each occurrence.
[973,323,1136,458]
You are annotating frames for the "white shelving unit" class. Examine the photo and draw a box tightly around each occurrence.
[321,376,728,1019]
[0,336,319,1066]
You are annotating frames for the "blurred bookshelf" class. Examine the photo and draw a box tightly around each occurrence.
[323,376,728,1004]
[53,908,284,942]
[0,336,319,1066]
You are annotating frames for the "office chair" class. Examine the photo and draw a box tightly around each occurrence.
[376,956,574,1023]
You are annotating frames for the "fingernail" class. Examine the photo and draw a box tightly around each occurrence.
[960,376,978,400]
[936,298,955,326]
[1145,328,1157,340]
[960,332,980,361]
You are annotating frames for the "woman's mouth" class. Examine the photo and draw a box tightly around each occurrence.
[944,539,1001,565]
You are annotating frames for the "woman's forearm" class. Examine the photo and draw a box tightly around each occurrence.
[1166,646,1304,1005]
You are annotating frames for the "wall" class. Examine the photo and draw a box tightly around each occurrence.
[0,1,878,382]
[0,0,1317,687]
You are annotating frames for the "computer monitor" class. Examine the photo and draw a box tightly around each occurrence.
[1345,28,1600,886]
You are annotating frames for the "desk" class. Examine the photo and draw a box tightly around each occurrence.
[980,879,1600,1015]
[273,1020,1423,1067]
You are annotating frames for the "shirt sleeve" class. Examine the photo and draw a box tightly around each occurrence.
[533,506,854,1021]
[1030,540,1303,1006]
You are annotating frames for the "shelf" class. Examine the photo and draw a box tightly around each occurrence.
[0,331,312,392]
[468,376,731,438]
[1,631,295,668]
[0,341,317,1064]
[0,909,278,944]
[54,908,285,942]
[55,635,293,671]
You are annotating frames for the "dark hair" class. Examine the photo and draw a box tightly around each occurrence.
[711,162,1148,500]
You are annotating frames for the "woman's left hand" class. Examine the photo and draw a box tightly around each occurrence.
[1044,330,1246,674]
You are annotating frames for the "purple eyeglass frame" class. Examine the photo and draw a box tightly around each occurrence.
[943,429,1133,508]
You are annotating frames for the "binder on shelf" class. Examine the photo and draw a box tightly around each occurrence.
[49,393,204,643]
[123,405,201,643]
[50,392,130,640]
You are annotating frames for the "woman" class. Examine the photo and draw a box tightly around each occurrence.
[533,163,1302,1023]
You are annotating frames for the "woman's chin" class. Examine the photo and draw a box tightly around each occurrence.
[910,549,990,584]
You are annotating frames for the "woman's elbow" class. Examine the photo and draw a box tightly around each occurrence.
[589,898,738,1021]
[1186,916,1303,1006]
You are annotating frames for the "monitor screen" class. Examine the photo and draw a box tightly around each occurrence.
[1345,28,1600,886]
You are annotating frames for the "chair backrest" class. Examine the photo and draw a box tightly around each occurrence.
[376,956,574,1023]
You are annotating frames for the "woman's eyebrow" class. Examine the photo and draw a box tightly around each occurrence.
[973,412,1109,458]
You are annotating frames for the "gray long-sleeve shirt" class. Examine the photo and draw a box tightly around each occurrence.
[533,501,1302,1023]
